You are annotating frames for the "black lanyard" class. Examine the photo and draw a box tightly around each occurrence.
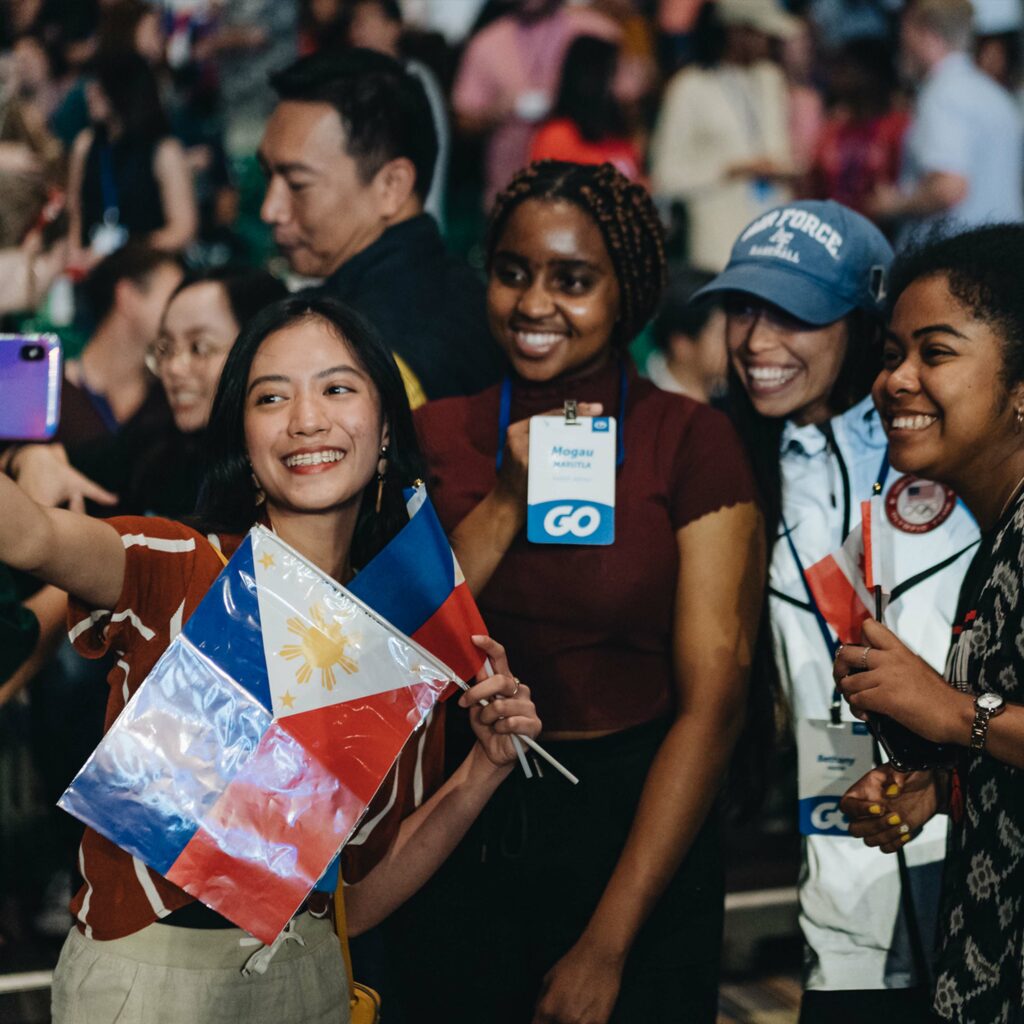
[781,447,889,723]
[495,362,629,472]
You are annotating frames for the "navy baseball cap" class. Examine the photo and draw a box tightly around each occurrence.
[693,200,894,326]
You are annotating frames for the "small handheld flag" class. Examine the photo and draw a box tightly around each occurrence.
[60,527,455,943]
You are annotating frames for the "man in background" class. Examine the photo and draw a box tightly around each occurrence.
[259,49,504,403]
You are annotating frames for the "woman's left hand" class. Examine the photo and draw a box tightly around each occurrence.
[833,618,967,744]
[532,936,624,1024]
[459,635,541,767]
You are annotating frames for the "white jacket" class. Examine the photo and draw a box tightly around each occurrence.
[771,395,979,990]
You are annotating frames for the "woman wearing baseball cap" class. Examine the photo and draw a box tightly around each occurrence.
[697,200,979,1023]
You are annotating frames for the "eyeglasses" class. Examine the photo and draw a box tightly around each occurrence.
[145,337,230,375]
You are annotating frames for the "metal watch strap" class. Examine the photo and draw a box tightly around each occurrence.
[970,697,1003,751]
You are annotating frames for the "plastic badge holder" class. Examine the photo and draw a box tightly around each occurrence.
[60,526,454,943]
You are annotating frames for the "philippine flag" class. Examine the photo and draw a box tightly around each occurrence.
[59,525,456,943]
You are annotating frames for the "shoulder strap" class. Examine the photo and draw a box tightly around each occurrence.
[334,884,357,1003]
[207,535,229,567]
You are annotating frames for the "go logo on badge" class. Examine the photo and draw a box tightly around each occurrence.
[543,504,602,538]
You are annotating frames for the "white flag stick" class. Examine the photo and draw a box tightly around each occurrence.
[457,664,579,786]
[482,657,532,779]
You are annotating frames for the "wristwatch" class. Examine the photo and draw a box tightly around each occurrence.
[970,692,1006,751]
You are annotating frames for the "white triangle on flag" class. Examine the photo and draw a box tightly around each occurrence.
[250,528,453,720]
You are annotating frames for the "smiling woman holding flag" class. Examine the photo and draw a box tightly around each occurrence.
[835,224,1024,1023]
[0,294,540,1024]
[695,199,978,1024]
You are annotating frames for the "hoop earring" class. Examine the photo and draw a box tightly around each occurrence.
[375,444,389,514]
[252,471,265,506]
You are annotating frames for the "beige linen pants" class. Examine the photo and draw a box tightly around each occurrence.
[51,911,349,1024]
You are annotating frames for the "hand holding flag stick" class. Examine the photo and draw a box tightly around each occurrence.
[464,648,579,785]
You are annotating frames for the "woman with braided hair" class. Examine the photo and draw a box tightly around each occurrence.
[385,161,764,1023]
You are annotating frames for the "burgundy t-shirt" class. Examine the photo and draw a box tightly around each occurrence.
[415,359,757,733]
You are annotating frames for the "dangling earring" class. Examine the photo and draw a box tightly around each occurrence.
[375,444,389,514]
[252,471,265,506]
[1016,407,1024,433]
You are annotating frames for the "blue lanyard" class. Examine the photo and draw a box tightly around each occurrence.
[495,362,629,471]
[782,447,889,723]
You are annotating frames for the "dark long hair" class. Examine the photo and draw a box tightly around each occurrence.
[91,50,169,141]
[195,294,424,569]
[722,307,883,818]
[550,35,628,142]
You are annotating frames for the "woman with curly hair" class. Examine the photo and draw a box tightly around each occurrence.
[836,223,1024,1023]
[386,160,764,1024]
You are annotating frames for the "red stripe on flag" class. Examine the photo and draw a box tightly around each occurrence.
[803,554,871,645]
[412,583,487,684]
[165,720,365,942]
[279,686,439,800]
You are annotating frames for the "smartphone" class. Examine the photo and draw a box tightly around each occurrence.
[0,334,62,441]
[868,713,957,773]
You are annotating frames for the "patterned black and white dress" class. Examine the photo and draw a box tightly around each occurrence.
[934,492,1024,1023]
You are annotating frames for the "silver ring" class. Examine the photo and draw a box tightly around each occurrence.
[898,823,910,835]
[860,646,871,671]
[511,676,520,698]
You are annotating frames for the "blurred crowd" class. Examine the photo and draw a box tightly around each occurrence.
[2,0,1024,1021]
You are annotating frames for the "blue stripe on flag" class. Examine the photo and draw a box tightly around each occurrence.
[59,638,272,875]
[349,498,455,636]
[184,536,273,713]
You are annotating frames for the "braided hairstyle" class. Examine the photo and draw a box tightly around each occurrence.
[486,161,668,347]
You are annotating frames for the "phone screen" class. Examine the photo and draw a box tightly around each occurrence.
[0,334,63,441]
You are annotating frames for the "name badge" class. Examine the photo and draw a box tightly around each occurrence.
[527,413,616,545]
[797,719,875,837]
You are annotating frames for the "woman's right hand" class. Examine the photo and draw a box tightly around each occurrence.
[496,402,604,506]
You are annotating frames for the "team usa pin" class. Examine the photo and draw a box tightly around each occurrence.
[885,476,956,534]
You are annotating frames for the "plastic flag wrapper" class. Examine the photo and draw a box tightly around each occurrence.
[59,524,456,943]
[311,485,489,892]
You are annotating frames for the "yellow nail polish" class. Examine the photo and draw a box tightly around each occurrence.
[900,834,911,844]
[885,784,900,797]
[868,804,882,815]
[887,814,901,826]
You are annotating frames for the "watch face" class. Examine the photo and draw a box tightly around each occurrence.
[978,692,1005,712]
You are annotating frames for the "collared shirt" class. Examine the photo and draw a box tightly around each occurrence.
[771,394,980,990]
[900,52,1024,238]
[320,214,505,401]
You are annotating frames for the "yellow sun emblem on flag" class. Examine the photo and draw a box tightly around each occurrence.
[279,605,358,691]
